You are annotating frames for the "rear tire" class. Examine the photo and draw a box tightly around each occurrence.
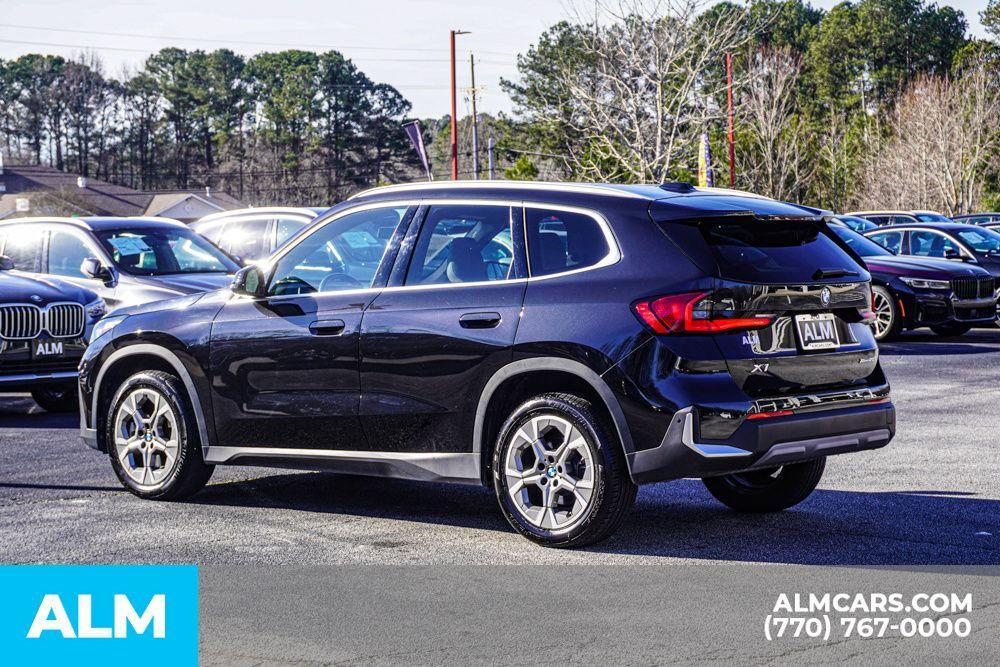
[30,385,78,413]
[871,286,902,341]
[702,458,825,513]
[492,393,637,548]
[106,370,214,500]
[929,323,972,337]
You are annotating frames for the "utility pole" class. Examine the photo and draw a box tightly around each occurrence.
[469,54,480,179]
[726,52,735,188]
[487,137,495,180]
[449,30,469,180]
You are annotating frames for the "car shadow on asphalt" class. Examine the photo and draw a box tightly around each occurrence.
[878,328,1000,356]
[190,472,999,565]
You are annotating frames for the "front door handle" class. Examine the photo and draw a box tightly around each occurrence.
[460,312,501,329]
[309,319,346,336]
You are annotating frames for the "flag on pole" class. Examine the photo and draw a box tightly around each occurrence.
[697,131,714,188]
[403,120,433,181]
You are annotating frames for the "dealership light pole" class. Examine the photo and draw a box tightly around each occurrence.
[450,30,470,180]
[726,52,735,188]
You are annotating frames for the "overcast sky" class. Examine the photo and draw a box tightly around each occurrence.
[0,0,990,118]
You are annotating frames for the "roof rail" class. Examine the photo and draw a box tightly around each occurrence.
[347,180,650,201]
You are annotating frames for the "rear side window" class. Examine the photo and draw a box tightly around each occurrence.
[696,219,862,283]
[223,217,270,260]
[869,231,903,254]
[0,225,43,272]
[525,208,610,277]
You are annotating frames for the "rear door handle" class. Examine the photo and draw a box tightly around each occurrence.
[309,319,346,336]
[459,312,502,329]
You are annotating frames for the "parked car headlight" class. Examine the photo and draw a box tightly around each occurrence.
[86,298,107,321]
[900,277,950,290]
[89,314,127,343]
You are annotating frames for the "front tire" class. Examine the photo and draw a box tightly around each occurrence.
[492,393,636,548]
[929,323,972,337]
[702,458,825,513]
[30,385,77,413]
[106,370,214,500]
[871,285,902,341]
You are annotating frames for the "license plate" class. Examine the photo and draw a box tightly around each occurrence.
[32,339,64,358]
[794,313,840,350]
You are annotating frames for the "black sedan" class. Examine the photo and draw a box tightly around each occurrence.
[831,224,996,339]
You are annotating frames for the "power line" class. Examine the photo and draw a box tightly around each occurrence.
[0,23,518,59]
[0,37,462,63]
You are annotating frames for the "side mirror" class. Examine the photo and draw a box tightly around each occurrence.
[81,257,116,286]
[0,255,13,271]
[232,265,266,297]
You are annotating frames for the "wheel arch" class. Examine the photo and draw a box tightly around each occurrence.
[91,343,213,455]
[474,358,634,485]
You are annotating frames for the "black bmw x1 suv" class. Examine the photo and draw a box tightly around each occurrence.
[79,182,895,547]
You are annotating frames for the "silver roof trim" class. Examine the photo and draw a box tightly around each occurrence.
[347,180,652,201]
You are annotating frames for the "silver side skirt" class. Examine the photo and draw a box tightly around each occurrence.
[203,447,482,485]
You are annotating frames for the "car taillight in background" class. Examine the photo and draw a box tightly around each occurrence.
[632,291,773,334]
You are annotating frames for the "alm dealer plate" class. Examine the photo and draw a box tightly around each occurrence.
[794,313,840,350]
[32,338,65,358]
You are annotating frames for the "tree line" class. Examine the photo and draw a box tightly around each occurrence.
[502,0,1000,214]
[0,48,421,204]
[2,0,999,214]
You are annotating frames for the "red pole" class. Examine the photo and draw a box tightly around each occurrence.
[450,30,459,181]
[726,52,735,188]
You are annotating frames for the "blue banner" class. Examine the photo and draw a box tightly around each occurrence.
[0,565,198,666]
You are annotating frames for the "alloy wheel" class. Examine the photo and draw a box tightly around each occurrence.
[503,413,596,531]
[113,388,180,488]
[872,289,894,339]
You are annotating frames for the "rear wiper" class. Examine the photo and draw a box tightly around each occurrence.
[812,267,859,280]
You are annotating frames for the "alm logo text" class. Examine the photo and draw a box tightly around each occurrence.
[27,594,166,639]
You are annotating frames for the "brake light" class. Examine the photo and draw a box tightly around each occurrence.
[860,287,877,324]
[632,292,772,334]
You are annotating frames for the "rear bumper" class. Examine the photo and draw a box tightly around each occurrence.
[627,401,895,484]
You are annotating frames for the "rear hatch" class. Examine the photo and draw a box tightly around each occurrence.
[648,207,879,398]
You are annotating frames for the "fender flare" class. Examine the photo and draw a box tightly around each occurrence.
[473,357,635,463]
[91,343,212,455]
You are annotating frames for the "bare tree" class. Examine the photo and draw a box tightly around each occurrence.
[736,47,815,201]
[855,65,1000,214]
[551,0,761,182]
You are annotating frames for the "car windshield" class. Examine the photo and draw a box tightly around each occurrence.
[916,213,952,222]
[95,227,238,276]
[830,224,893,257]
[956,228,1000,255]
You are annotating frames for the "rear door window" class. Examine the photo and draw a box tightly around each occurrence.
[0,225,43,272]
[405,205,514,285]
[869,231,903,254]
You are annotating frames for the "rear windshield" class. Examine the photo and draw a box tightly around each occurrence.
[697,219,864,283]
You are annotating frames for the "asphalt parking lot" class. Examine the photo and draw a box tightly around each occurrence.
[2,329,998,567]
[2,330,999,663]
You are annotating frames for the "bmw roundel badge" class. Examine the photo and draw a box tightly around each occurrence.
[820,287,831,306]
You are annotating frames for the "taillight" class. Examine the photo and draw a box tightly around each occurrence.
[860,287,876,324]
[632,291,772,334]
